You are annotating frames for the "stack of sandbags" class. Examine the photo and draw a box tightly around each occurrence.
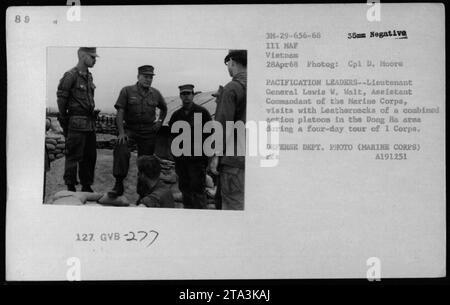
[159,158,177,184]
[45,134,66,161]
[157,158,181,202]
[96,139,116,150]
[159,158,174,170]
[95,115,118,135]
[48,117,64,134]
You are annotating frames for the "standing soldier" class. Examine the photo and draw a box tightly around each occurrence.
[109,65,168,196]
[209,50,247,210]
[57,47,99,192]
[168,84,212,209]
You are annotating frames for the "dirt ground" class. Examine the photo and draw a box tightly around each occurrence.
[44,149,190,208]
[44,120,215,208]
[44,148,216,209]
[44,149,138,205]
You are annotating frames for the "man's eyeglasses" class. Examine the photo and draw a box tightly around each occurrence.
[180,92,193,96]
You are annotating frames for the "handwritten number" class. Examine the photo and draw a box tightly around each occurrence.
[126,231,137,241]
[129,231,137,241]
[147,230,159,247]
[137,231,148,242]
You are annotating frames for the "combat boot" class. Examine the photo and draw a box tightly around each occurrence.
[110,179,124,196]
[67,184,76,192]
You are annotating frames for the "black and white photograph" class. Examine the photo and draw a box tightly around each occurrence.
[44,47,247,210]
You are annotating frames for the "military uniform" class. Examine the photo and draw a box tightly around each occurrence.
[168,85,212,209]
[57,56,98,188]
[113,79,167,180]
[137,179,175,208]
[215,50,247,210]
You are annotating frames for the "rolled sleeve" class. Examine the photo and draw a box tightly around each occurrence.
[114,87,128,110]
[155,89,167,122]
[203,108,212,123]
[215,87,236,126]
[57,72,75,116]
[57,72,75,98]
[156,90,167,110]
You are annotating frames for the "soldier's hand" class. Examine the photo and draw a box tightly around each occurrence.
[45,118,51,132]
[209,156,220,176]
[117,133,128,145]
[153,120,162,132]
[93,109,101,119]
[61,125,68,138]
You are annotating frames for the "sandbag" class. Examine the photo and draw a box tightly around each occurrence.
[53,191,102,203]
[205,174,214,188]
[52,190,103,205]
[173,191,183,202]
[97,193,130,207]
[45,138,57,145]
[46,143,56,150]
[206,187,216,198]
[46,134,61,140]
[53,196,84,206]
[160,171,177,184]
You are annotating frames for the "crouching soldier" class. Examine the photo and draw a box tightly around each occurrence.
[136,155,175,208]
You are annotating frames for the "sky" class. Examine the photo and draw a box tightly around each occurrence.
[46,47,231,113]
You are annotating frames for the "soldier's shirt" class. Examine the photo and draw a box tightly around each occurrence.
[57,67,96,116]
[114,83,167,130]
[138,179,175,208]
[168,103,212,159]
[215,71,247,169]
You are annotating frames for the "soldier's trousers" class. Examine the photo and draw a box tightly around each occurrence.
[175,158,207,209]
[113,129,157,180]
[220,165,245,210]
[64,130,97,186]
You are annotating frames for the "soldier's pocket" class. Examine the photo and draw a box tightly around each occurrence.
[74,84,88,100]
[128,99,141,115]
[222,168,244,194]
[68,116,91,131]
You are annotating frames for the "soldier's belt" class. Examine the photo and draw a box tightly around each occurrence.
[68,115,95,131]
[125,122,155,128]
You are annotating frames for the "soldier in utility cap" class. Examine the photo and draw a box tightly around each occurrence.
[79,47,99,58]
[109,65,167,196]
[138,65,155,75]
[168,84,212,209]
[56,47,100,192]
[209,49,247,210]
[224,49,247,67]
